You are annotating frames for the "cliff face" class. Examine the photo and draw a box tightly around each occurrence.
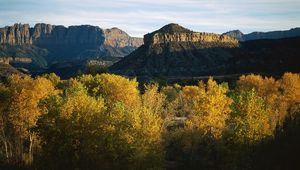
[31,24,105,45]
[0,23,144,68]
[110,23,240,77]
[0,23,143,48]
[144,24,238,47]
[0,24,32,45]
[104,28,143,48]
[110,24,300,78]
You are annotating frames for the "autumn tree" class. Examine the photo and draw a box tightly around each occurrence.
[36,74,164,169]
[227,89,272,145]
[0,75,55,166]
[164,78,232,169]
[182,78,232,138]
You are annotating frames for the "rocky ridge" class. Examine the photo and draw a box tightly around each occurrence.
[223,27,300,41]
[110,23,300,78]
[144,24,238,47]
[0,23,143,48]
[0,23,143,69]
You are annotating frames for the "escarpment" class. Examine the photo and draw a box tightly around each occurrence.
[104,27,143,48]
[110,23,300,78]
[144,23,238,47]
[0,23,143,68]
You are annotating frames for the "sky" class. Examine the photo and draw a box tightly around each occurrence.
[0,0,299,37]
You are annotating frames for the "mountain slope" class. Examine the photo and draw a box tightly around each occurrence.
[110,24,300,78]
[110,23,239,77]
[223,27,300,41]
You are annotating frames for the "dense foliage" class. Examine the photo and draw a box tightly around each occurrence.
[0,73,300,169]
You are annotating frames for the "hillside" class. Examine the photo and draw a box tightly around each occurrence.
[110,24,300,79]
[223,27,300,41]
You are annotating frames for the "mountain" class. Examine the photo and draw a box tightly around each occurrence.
[223,27,300,41]
[222,30,244,41]
[110,23,239,77]
[110,23,300,79]
[0,23,143,68]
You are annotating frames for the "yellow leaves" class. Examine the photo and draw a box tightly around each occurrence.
[142,83,166,117]
[280,72,300,104]
[60,91,105,121]
[182,78,232,139]
[237,73,300,128]
[78,73,140,109]
[228,89,272,145]
[6,75,56,136]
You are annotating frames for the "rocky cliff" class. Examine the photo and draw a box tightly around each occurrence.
[144,24,238,47]
[0,24,32,45]
[0,23,143,68]
[110,23,239,77]
[0,23,143,47]
[110,24,300,78]
[104,27,143,48]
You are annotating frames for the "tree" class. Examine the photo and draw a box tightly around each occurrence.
[227,89,272,145]
[164,78,232,169]
[183,78,232,138]
[77,74,140,109]
[35,75,164,169]
[0,75,55,166]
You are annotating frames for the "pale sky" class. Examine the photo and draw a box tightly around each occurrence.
[0,0,299,37]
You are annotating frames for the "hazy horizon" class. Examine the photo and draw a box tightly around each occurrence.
[1,0,300,37]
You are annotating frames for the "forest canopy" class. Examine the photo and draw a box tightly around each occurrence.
[0,73,300,170]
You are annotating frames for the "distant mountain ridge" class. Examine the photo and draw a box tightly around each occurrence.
[0,23,143,47]
[223,27,300,41]
[0,23,143,68]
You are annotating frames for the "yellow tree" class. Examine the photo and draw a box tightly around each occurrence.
[183,78,232,138]
[279,73,300,106]
[227,89,272,145]
[78,74,140,109]
[36,74,164,169]
[3,75,56,165]
[238,73,300,128]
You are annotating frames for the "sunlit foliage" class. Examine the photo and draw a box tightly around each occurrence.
[1,73,300,170]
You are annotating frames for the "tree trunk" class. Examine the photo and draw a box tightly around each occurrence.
[4,140,9,161]
[28,134,34,164]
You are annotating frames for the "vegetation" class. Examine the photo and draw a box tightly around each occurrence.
[0,72,300,169]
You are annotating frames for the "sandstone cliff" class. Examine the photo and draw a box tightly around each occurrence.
[144,24,238,47]
[104,27,143,48]
[110,24,300,78]
[0,23,143,68]
[0,23,32,45]
[0,23,143,47]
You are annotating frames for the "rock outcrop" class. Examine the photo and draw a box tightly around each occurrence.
[0,23,32,45]
[104,27,143,48]
[110,23,239,77]
[144,24,238,47]
[222,30,244,41]
[0,23,143,68]
[110,24,300,78]
[0,23,143,47]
